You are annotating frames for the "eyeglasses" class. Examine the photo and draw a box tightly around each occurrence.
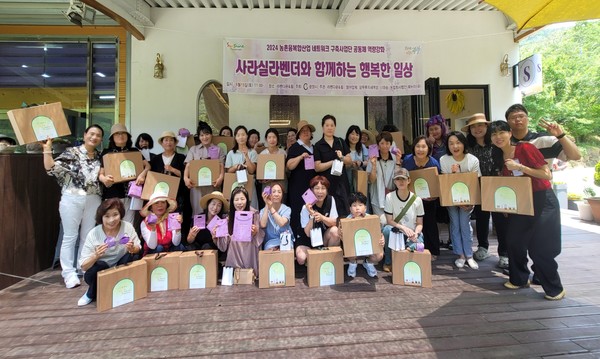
[508,113,528,121]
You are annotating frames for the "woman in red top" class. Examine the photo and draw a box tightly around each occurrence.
[140,194,183,255]
[490,121,565,300]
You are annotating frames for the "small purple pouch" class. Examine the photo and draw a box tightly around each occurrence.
[178,128,191,137]
[193,214,206,229]
[128,182,143,198]
[168,213,181,230]
[304,155,315,170]
[214,218,229,237]
[208,145,220,160]
[105,235,130,248]
[391,146,401,156]
[416,242,425,252]
[147,213,158,224]
[302,188,317,205]
[263,186,271,195]
[232,211,253,242]
[119,235,130,245]
[206,215,221,233]
[368,144,379,158]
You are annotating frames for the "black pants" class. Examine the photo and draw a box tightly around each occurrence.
[422,199,440,256]
[506,190,563,296]
[473,205,509,257]
[83,253,135,300]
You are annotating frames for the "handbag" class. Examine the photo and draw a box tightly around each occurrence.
[310,223,324,247]
[233,268,255,285]
[330,159,343,176]
[232,211,253,242]
[280,230,294,251]
[236,168,248,184]
[388,227,405,251]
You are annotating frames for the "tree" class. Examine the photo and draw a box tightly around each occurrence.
[520,21,600,143]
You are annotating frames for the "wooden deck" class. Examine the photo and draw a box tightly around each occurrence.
[1,209,599,359]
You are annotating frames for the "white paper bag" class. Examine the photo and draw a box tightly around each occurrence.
[388,229,405,251]
[280,231,293,251]
[221,266,233,286]
[310,227,324,247]
[236,169,248,184]
[330,159,343,176]
[176,135,187,148]
[129,197,144,211]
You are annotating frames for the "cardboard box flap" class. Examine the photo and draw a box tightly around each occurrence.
[143,252,181,292]
[179,250,218,289]
[408,167,440,199]
[188,159,221,187]
[339,215,383,258]
[97,260,147,312]
[256,154,286,180]
[7,102,71,145]
[438,172,481,206]
[481,176,534,216]
[258,250,295,288]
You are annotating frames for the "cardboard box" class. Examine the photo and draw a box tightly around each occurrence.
[408,167,440,199]
[143,252,182,292]
[7,102,71,145]
[103,151,145,184]
[258,250,295,289]
[212,136,235,154]
[391,249,432,288]
[438,172,481,206]
[141,171,180,200]
[97,260,148,312]
[481,176,534,216]
[188,160,221,187]
[389,131,404,151]
[339,215,383,258]
[178,250,218,289]
[306,247,344,287]
[256,154,286,180]
[353,169,368,196]
[223,172,254,201]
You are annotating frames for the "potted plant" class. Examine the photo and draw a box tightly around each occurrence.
[585,162,600,223]
[568,193,582,210]
[579,187,595,221]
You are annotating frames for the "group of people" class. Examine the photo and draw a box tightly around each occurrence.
[41,104,580,307]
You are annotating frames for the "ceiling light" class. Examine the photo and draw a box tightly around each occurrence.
[41,73,50,78]
[95,72,106,77]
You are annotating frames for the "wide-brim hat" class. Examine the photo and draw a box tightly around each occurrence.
[110,123,130,138]
[296,120,316,133]
[361,129,376,146]
[393,167,410,180]
[199,191,229,212]
[158,130,177,144]
[461,113,491,132]
[0,134,16,146]
[140,193,178,217]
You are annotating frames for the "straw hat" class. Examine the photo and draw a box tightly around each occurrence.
[296,120,316,133]
[461,113,491,132]
[199,191,229,212]
[140,193,178,217]
[361,129,376,146]
[109,123,130,138]
[158,130,177,144]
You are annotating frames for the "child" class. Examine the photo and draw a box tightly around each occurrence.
[382,168,425,272]
[213,186,264,275]
[140,193,183,256]
[345,192,384,278]
[439,131,481,269]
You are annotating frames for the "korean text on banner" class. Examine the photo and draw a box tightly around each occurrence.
[223,38,424,97]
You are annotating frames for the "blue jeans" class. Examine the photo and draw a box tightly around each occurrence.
[447,206,473,257]
[382,225,424,265]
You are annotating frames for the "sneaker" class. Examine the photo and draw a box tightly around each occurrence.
[383,264,392,273]
[544,289,566,301]
[497,256,509,269]
[504,280,530,289]
[473,247,489,261]
[77,293,93,307]
[362,260,377,277]
[347,262,357,277]
[466,258,479,270]
[455,258,465,268]
[65,275,81,289]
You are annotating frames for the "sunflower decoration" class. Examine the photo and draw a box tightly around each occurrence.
[446,89,465,115]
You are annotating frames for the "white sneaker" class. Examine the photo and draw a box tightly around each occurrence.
[65,275,81,289]
[498,256,509,269]
[362,261,377,277]
[467,258,479,270]
[77,293,93,307]
[347,262,357,277]
[455,258,466,268]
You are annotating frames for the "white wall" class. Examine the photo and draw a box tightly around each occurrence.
[129,8,520,143]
